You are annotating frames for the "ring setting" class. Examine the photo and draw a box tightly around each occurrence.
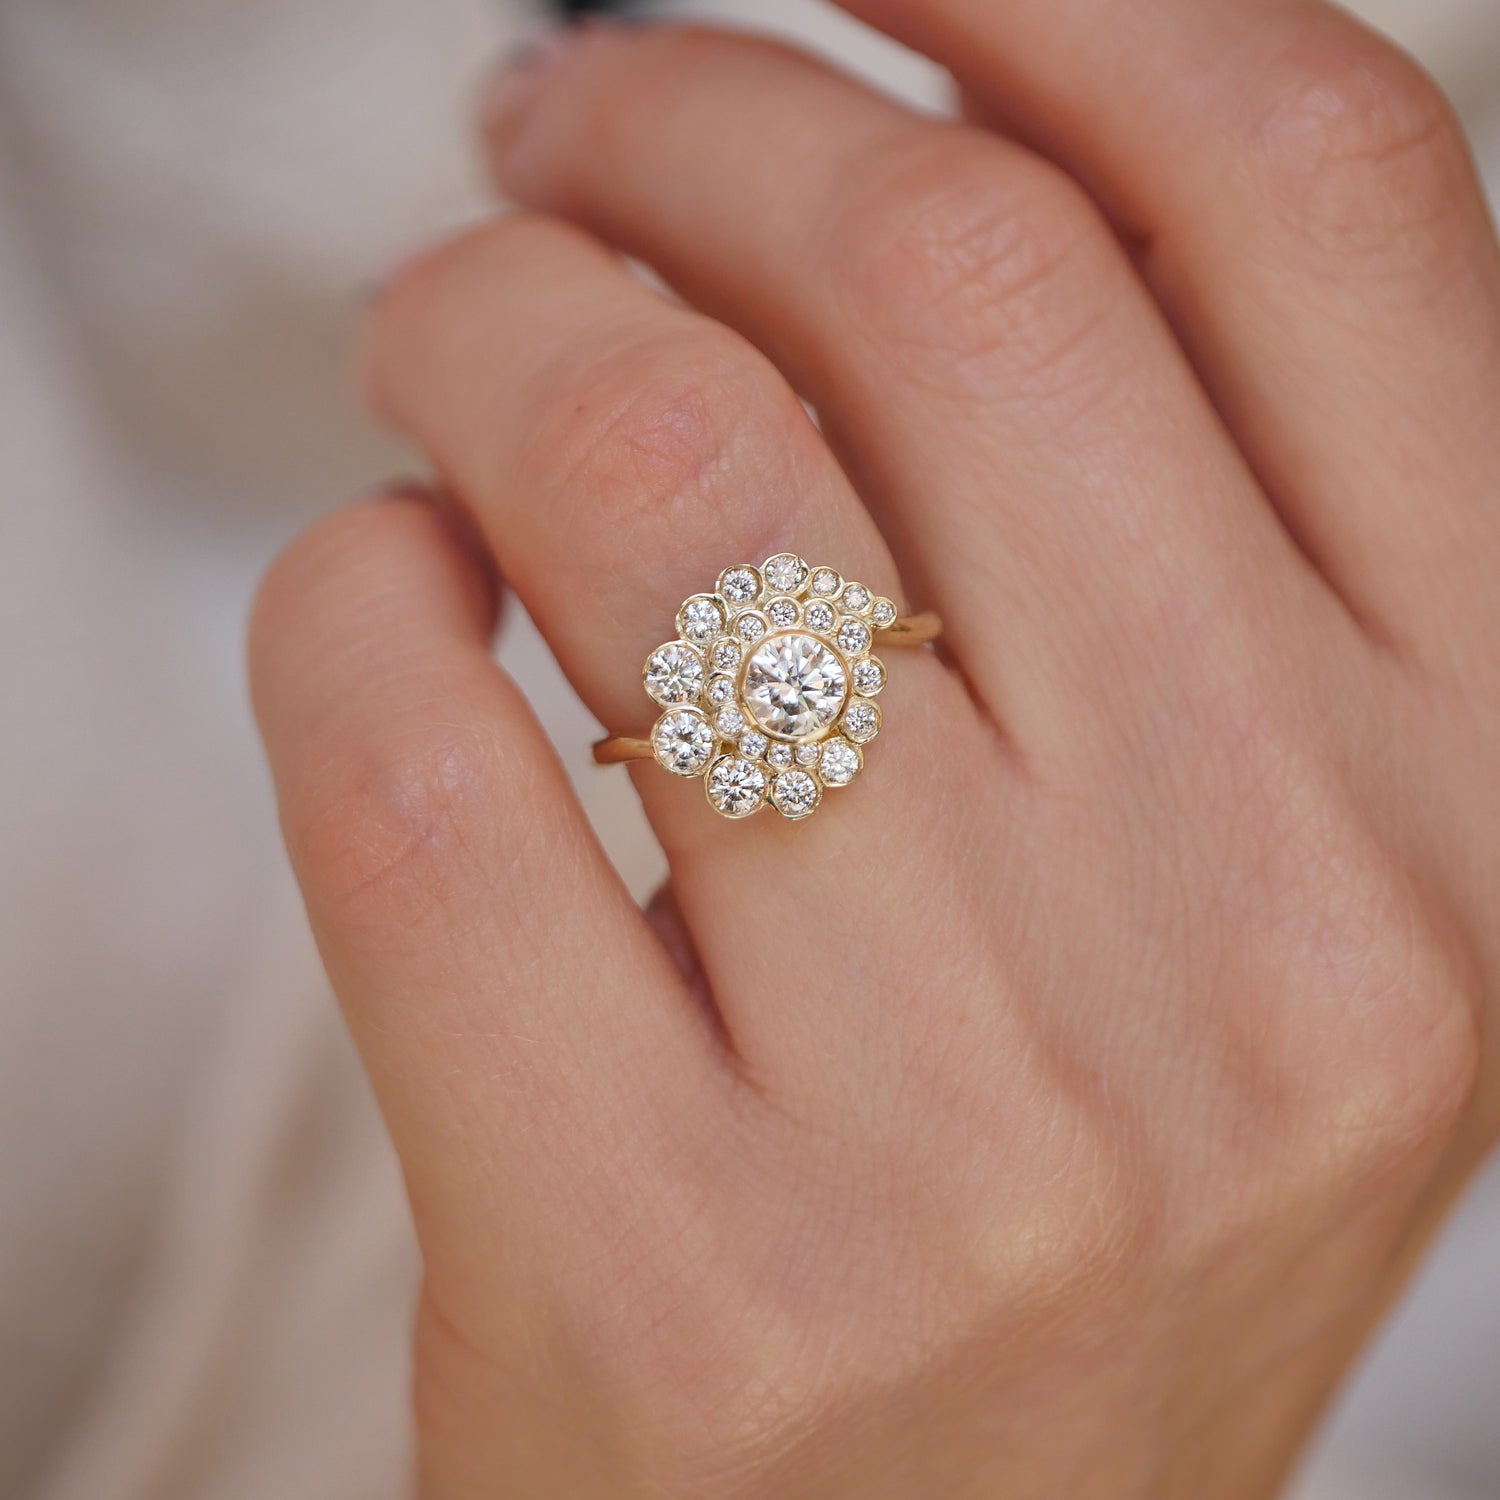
[593,553,940,821]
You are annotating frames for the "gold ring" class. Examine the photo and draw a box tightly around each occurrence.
[592,553,942,821]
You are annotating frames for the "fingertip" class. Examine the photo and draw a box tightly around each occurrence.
[249,483,502,735]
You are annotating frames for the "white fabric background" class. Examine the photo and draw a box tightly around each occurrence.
[0,2,1495,1497]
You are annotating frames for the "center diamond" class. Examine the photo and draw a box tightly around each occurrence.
[741,632,848,741]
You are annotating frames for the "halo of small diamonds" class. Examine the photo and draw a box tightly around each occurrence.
[637,554,909,819]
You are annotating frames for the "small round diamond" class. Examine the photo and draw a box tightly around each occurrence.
[804,600,835,633]
[739,729,768,760]
[716,705,745,736]
[771,769,820,820]
[652,710,715,777]
[844,700,881,743]
[644,642,703,706]
[711,638,742,672]
[767,742,793,769]
[853,657,885,696]
[718,566,761,607]
[676,595,723,645]
[707,674,735,707]
[809,567,841,598]
[841,582,871,614]
[767,597,799,628]
[742,632,849,740]
[819,737,861,786]
[838,619,872,656]
[763,553,808,594]
[795,742,820,767]
[871,597,897,628]
[707,755,766,818]
[736,611,768,644]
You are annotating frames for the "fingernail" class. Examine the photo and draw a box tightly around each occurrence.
[479,26,591,150]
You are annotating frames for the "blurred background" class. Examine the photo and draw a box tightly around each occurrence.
[0,2,1496,1497]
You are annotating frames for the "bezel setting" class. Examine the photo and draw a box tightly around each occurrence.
[641,554,898,820]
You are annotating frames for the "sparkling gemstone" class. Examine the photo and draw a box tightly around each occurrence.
[739,730,768,760]
[771,769,820,820]
[652,710,715,776]
[841,582,871,614]
[711,639,741,672]
[795,742,820,767]
[767,597,799,628]
[719,566,761,606]
[707,674,735,707]
[644,642,703,706]
[707,756,767,818]
[804,601,835,633]
[853,657,885,696]
[844,700,881,743]
[716,705,745,736]
[809,568,841,597]
[677,595,723,645]
[736,611,768,643]
[767,742,793,768]
[819,737,861,786]
[838,619,872,656]
[763,553,808,594]
[742,632,849,740]
[871,597,897,628]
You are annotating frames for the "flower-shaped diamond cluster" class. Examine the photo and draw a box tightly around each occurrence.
[642,554,894,820]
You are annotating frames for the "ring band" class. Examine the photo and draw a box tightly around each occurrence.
[593,553,941,822]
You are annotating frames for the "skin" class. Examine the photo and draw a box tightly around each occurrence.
[249,4,1500,1496]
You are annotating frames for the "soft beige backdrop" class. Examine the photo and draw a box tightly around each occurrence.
[0,3,1495,1498]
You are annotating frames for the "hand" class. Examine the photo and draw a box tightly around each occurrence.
[250,6,1500,1496]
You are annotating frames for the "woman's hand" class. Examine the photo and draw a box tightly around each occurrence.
[250,5,1500,1496]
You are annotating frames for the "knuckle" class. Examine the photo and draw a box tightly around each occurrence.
[288,719,512,938]
[1304,867,1479,1173]
[1243,794,1478,1181]
[1246,25,1472,256]
[1182,696,1478,1195]
[835,131,1123,399]
[519,329,808,578]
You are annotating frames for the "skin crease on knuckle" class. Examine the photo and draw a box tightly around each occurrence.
[827,129,1132,407]
[1239,17,1479,265]
[252,529,521,945]
[513,331,823,599]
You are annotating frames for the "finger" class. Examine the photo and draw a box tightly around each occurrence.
[249,487,723,1266]
[479,25,1345,745]
[852,0,1500,663]
[362,216,996,1101]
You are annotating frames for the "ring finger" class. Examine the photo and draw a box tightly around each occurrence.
[364,214,995,1103]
